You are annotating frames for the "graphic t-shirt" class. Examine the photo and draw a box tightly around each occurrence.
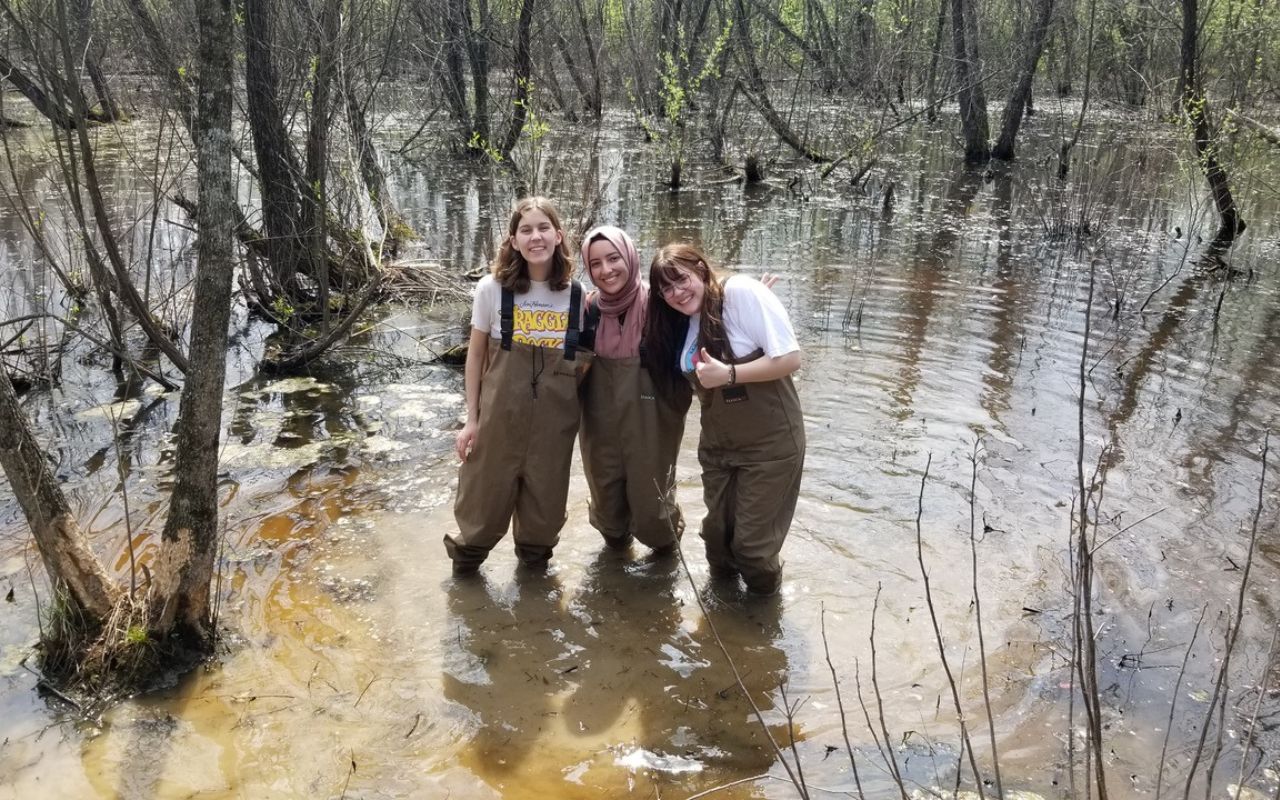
[679,274,799,370]
[471,274,571,348]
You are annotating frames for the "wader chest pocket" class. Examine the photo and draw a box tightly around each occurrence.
[721,385,749,404]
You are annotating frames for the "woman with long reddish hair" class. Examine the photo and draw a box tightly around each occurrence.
[645,243,804,595]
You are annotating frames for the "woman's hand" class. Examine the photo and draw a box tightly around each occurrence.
[695,347,733,389]
[760,272,781,290]
[455,420,479,461]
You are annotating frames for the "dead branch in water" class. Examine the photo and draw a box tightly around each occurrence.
[868,583,910,800]
[968,438,1003,800]
[1072,256,1109,800]
[914,453,986,798]
[820,604,866,800]
[1154,604,1208,800]
[1181,431,1270,799]
[671,542,809,799]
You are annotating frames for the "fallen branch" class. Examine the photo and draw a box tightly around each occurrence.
[261,272,385,373]
[1226,108,1280,148]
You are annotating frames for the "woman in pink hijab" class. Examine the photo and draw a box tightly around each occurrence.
[578,226,692,554]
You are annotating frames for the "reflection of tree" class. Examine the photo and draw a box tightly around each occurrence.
[1102,241,1235,472]
[889,167,983,420]
[718,184,774,268]
[1178,301,1280,505]
[650,189,702,246]
[980,171,1028,430]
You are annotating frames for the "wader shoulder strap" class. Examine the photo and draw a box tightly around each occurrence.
[729,347,766,365]
[500,287,515,350]
[564,281,583,361]
[580,294,600,352]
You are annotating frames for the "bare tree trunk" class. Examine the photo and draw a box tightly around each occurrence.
[570,0,602,117]
[552,23,589,116]
[54,0,191,374]
[465,0,491,145]
[415,0,471,140]
[1180,0,1246,242]
[539,55,571,116]
[1057,0,1094,178]
[924,0,948,121]
[122,0,194,129]
[72,0,123,121]
[150,0,236,640]
[993,0,1054,160]
[950,0,990,162]
[244,0,306,290]
[344,77,412,246]
[498,0,535,158]
[805,0,850,88]
[621,0,657,115]
[750,0,836,92]
[0,373,119,622]
[303,0,342,332]
[1055,0,1075,95]
[84,52,121,121]
[854,0,876,83]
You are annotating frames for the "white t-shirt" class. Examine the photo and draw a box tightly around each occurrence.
[679,274,799,370]
[470,274,572,348]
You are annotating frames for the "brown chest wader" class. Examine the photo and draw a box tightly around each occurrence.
[579,312,692,550]
[446,282,594,569]
[693,348,805,595]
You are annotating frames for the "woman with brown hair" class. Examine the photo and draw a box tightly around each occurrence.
[645,243,805,595]
[446,196,592,575]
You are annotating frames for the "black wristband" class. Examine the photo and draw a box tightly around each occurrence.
[728,363,736,386]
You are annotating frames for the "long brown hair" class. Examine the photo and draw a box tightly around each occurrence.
[645,242,729,402]
[491,196,574,292]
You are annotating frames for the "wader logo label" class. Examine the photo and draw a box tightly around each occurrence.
[512,305,569,348]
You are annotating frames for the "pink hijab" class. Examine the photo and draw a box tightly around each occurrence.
[582,225,646,359]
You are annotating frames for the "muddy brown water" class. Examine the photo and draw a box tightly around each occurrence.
[2,108,1280,798]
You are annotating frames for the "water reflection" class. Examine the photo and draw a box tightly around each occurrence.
[443,573,579,787]
[440,551,795,796]
[562,550,687,752]
[889,167,983,421]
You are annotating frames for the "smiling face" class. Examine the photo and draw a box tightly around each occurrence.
[587,238,630,297]
[511,209,562,271]
[658,266,705,316]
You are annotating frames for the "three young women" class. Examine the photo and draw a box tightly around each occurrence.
[645,244,805,596]
[446,204,804,594]
[445,197,592,575]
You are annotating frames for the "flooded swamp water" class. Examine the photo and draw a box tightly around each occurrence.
[1,108,1280,798]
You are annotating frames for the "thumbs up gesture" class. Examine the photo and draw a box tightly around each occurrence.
[694,347,732,389]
